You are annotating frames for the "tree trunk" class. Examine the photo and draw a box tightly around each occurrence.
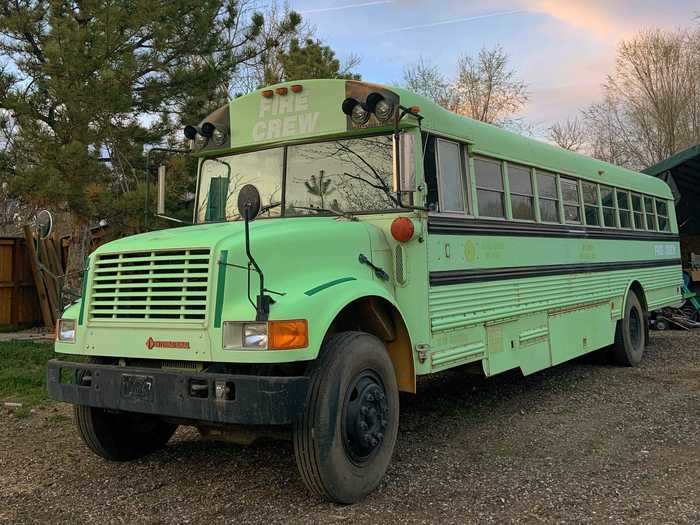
[64,221,91,303]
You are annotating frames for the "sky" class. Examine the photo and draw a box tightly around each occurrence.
[290,0,699,135]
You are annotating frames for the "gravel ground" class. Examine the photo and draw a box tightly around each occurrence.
[1,330,698,524]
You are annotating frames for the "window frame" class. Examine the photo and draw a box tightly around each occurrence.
[616,189,632,229]
[581,180,602,228]
[631,192,645,230]
[560,176,582,225]
[434,137,469,215]
[656,198,671,232]
[473,156,507,220]
[535,169,561,224]
[507,162,536,222]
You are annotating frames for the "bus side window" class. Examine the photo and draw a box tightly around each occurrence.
[631,193,644,229]
[644,196,656,230]
[205,177,230,222]
[560,177,581,224]
[474,158,505,218]
[582,181,600,226]
[656,199,670,231]
[435,138,467,213]
[508,163,534,221]
[601,185,616,227]
[423,135,439,211]
[617,190,632,228]
[537,170,559,223]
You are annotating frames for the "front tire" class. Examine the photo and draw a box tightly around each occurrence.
[293,331,399,504]
[612,290,646,366]
[74,406,177,462]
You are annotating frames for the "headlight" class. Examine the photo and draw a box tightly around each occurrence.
[223,321,268,350]
[222,320,308,350]
[57,319,76,343]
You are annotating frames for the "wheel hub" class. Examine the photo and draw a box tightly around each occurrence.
[343,372,389,463]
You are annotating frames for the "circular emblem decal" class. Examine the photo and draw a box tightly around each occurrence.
[146,337,156,350]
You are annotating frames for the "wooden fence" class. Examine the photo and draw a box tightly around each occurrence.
[0,238,42,327]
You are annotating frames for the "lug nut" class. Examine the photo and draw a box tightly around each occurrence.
[359,422,368,431]
[361,406,369,415]
[371,438,378,447]
[366,393,374,402]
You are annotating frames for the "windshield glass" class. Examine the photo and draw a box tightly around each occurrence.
[195,135,397,222]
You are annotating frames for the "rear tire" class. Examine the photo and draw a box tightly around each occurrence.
[74,406,177,462]
[612,290,646,367]
[293,331,399,504]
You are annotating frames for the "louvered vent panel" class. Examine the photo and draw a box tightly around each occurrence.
[89,249,211,322]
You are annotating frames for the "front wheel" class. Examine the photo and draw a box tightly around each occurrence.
[293,331,399,504]
[612,290,646,366]
[74,406,178,462]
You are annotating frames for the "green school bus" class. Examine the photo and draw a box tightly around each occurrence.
[49,79,682,503]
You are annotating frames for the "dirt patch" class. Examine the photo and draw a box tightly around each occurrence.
[1,331,699,524]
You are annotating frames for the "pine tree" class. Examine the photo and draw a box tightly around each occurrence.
[0,1,300,291]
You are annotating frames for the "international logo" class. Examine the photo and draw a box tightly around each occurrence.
[145,337,190,350]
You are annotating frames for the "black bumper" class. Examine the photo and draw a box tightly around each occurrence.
[47,359,309,426]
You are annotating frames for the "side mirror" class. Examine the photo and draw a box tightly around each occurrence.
[157,165,166,215]
[392,132,417,193]
[237,184,262,222]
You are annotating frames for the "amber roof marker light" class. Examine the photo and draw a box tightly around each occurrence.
[261,89,274,98]
[291,84,303,93]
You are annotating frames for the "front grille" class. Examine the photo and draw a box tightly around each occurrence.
[89,248,211,322]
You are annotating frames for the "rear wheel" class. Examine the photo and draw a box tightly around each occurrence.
[612,290,646,366]
[293,331,399,504]
[74,406,177,462]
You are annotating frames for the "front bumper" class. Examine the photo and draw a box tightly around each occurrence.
[47,360,309,425]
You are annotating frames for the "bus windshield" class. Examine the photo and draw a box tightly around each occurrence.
[196,134,399,223]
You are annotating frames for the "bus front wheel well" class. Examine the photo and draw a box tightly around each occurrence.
[326,296,416,393]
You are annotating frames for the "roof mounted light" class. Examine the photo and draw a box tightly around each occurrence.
[342,97,370,125]
[366,92,394,122]
[201,122,215,138]
[183,125,198,140]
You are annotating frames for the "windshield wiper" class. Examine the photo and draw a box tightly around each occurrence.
[292,205,358,221]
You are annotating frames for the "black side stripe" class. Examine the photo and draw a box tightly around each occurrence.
[430,259,682,286]
[428,216,679,242]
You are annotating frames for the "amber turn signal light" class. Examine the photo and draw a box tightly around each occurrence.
[391,217,414,243]
[268,320,308,350]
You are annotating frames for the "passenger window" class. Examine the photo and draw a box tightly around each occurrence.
[601,186,616,227]
[582,181,600,226]
[537,171,559,223]
[474,158,505,218]
[644,196,656,231]
[508,164,534,220]
[560,178,581,224]
[617,190,632,228]
[436,139,467,213]
[631,193,644,229]
[656,199,670,231]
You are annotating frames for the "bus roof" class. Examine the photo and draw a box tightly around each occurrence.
[212,79,672,199]
[386,84,673,199]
